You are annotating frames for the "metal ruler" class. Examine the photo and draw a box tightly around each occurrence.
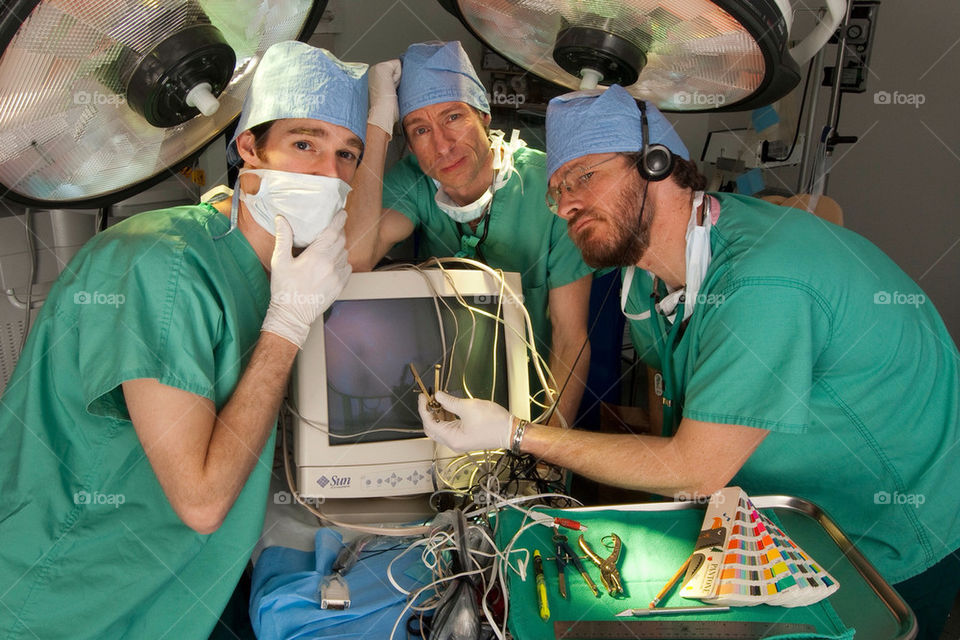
[554,620,817,639]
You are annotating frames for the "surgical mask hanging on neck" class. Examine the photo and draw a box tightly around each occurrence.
[435,184,493,223]
[434,129,525,223]
[620,192,713,324]
[679,191,712,322]
[238,168,351,248]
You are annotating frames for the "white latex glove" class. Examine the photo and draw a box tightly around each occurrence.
[261,211,351,348]
[367,59,401,138]
[418,391,514,453]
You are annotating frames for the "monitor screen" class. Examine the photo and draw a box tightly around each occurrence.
[323,296,510,445]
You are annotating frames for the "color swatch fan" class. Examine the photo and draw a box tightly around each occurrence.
[681,486,839,607]
[0,0,327,208]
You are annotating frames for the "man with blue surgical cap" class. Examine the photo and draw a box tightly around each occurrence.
[0,41,364,639]
[418,85,960,639]
[347,41,593,426]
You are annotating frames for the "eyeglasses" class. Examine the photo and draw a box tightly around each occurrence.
[545,155,621,214]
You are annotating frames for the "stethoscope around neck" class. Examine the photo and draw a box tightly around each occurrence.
[455,197,494,261]
[647,280,687,435]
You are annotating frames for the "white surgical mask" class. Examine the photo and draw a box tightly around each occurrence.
[434,129,525,224]
[238,168,351,247]
[679,191,712,322]
[621,191,713,323]
[435,185,493,223]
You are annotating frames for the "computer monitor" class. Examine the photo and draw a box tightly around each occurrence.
[291,268,531,500]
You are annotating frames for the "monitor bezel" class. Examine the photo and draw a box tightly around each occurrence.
[291,268,531,499]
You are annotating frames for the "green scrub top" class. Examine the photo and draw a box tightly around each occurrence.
[383,145,593,368]
[0,204,274,639]
[622,193,960,584]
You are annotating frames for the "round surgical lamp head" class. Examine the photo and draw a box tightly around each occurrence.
[552,26,647,89]
[438,0,845,111]
[125,23,236,127]
[0,0,327,208]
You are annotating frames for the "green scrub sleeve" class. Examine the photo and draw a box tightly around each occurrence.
[682,280,832,433]
[78,244,221,420]
[382,156,426,228]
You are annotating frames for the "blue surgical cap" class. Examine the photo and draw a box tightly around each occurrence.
[398,41,489,120]
[545,85,689,179]
[228,41,368,164]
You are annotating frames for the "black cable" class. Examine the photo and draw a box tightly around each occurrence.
[543,267,621,424]
[766,56,817,162]
[456,199,493,263]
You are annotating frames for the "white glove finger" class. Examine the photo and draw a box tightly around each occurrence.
[328,262,352,300]
[433,390,467,416]
[303,223,346,257]
[387,58,401,85]
[419,397,463,451]
[370,59,401,87]
[311,211,347,248]
[333,249,351,276]
[329,208,348,232]
[418,392,459,427]
[311,232,346,259]
[417,392,434,426]
[271,216,294,268]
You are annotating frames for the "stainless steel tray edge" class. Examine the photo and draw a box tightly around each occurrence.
[566,495,917,640]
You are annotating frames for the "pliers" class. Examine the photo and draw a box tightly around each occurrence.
[554,532,599,598]
[578,533,625,596]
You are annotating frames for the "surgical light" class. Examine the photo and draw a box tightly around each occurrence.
[437,0,845,111]
[0,0,328,208]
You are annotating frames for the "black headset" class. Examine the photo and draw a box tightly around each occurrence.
[637,101,675,182]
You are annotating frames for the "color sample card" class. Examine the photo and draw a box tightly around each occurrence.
[758,512,840,606]
[680,486,738,600]
[682,488,839,607]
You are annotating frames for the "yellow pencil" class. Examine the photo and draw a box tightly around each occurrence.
[649,554,692,608]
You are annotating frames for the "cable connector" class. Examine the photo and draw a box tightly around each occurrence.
[318,534,376,610]
[554,517,587,531]
[319,573,351,610]
[531,512,587,531]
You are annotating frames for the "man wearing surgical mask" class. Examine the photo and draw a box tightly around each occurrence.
[417,85,960,640]
[347,41,593,427]
[0,42,361,639]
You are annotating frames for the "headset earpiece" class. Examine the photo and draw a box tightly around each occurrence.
[639,143,674,181]
[637,101,675,182]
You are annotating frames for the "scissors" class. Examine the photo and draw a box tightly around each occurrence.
[554,531,599,598]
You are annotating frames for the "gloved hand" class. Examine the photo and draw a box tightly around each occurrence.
[367,59,401,138]
[261,211,351,348]
[418,391,514,452]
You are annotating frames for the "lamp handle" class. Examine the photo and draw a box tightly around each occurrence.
[789,0,848,64]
